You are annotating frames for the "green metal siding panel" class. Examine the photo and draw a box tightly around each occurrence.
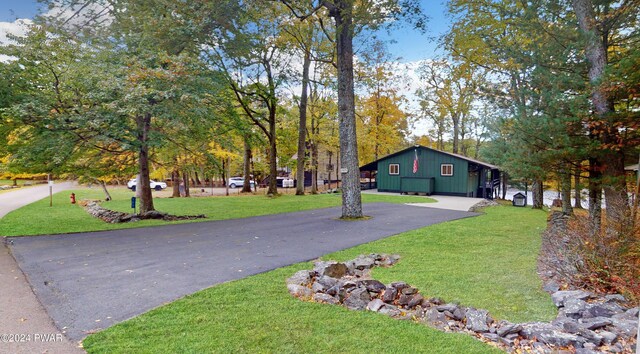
[377,159,402,192]
[375,147,473,195]
[400,177,434,194]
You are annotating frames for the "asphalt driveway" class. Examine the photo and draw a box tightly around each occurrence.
[8,203,477,341]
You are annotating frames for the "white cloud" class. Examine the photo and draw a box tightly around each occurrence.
[0,18,33,45]
[40,2,112,30]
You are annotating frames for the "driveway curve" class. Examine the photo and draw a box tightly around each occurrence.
[0,181,76,218]
[8,203,477,341]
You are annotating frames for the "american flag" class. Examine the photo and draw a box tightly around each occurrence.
[413,149,419,174]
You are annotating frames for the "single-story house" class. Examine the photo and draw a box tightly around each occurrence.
[360,145,501,198]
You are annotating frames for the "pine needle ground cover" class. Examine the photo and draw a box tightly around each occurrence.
[0,188,434,236]
[82,206,556,354]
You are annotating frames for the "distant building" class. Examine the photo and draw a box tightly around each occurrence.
[360,145,501,198]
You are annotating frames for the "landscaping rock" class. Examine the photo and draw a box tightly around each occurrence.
[312,281,327,293]
[358,279,386,293]
[598,330,618,345]
[366,299,386,312]
[465,308,490,332]
[543,281,560,293]
[407,294,424,309]
[286,254,638,354]
[316,275,338,289]
[379,254,401,267]
[520,322,583,347]
[436,303,458,313]
[390,282,409,291]
[353,255,376,270]
[604,294,626,303]
[401,287,418,295]
[613,307,639,320]
[398,294,412,307]
[579,316,612,330]
[575,328,602,346]
[584,302,623,318]
[551,290,591,307]
[379,304,401,317]
[382,287,397,303]
[286,270,313,286]
[313,293,339,305]
[468,199,499,212]
[451,307,465,321]
[564,298,588,318]
[344,287,371,311]
[322,263,349,278]
[482,333,500,342]
[287,284,312,298]
[81,200,205,223]
[496,322,522,337]
[425,308,446,326]
[609,317,638,337]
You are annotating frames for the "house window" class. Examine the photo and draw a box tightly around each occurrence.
[389,164,400,175]
[441,164,454,176]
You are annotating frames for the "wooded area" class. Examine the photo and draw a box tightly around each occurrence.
[0,0,638,227]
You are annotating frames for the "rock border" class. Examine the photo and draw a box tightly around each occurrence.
[468,199,500,212]
[78,200,206,223]
[287,254,638,353]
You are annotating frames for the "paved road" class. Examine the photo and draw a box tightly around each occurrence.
[0,182,76,218]
[1,182,84,353]
[8,203,477,341]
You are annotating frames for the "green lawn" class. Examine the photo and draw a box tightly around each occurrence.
[82,205,556,354]
[0,188,435,236]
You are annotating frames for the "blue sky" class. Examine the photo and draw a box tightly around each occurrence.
[0,0,449,62]
[0,0,43,21]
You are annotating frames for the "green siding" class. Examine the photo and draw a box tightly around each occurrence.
[400,177,434,194]
[375,147,473,195]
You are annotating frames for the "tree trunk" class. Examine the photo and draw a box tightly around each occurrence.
[223,158,229,197]
[561,167,573,215]
[311,141,318,194]
[588,157,603,232]
[242,139,252,193]
[171,169,180,198]
[267,130,278,196]
[330,1,362,218]
[572,0,628,222]
[452,114,460,154]
[501,171,508,200]
[574,167,583,209]
[532,179,544,209]
[327,151,333,190]
[136,113,154,214]
[296,48,311,196]
[602,153,630,222]
[99,180,112,201]
[194,171,201,187]
[183,170,190,197]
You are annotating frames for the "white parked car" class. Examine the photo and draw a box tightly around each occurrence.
[127,178,167,191]
[228,177,255,189]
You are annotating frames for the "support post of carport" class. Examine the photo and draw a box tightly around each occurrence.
[480,168,486,199]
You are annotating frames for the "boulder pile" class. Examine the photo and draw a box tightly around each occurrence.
[79,200,206,223]
[468,199,500,212]
[287,254,638,353]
